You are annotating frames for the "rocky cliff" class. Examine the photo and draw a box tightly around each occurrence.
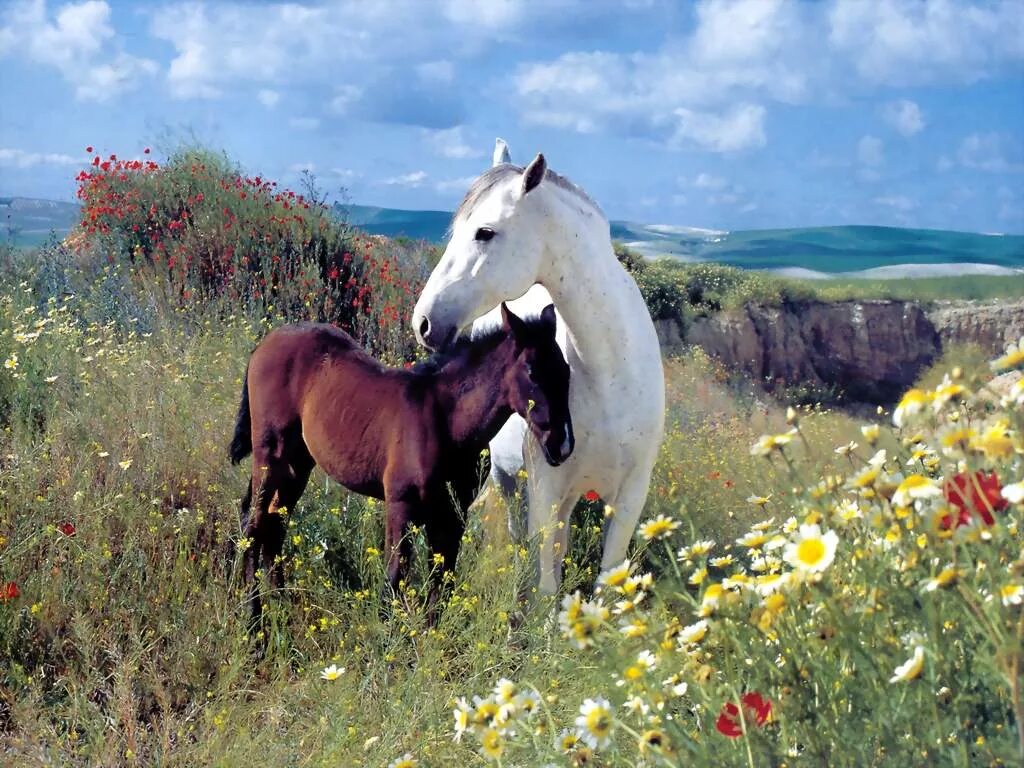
[658,299,1024,404]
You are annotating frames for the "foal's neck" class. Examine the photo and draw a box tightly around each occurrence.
[437,338,514,450]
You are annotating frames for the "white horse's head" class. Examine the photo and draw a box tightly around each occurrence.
[413,140,552,350]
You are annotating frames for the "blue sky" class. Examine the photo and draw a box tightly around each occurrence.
[1,0,1022,233]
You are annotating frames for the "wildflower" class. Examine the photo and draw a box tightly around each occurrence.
[493,678,517,704]
[639,728,671,755]
[388,754,417,768]
[57,521,76,537]
[597,560,631,590]
[892,475,942,508]
[556,729,580,752]
[687,539,716,558]
[835,441,858,456]
[893,389,931,427]
[922,565,962,592]
[716,693,773,738]
[942,472,1008,529]
[937,424,977,457]
[0,582,19,601]
[3,354,17,370]
[699,583,726,616]
[970,419,1015,461]
[583,490,600,502]
[558,592,608,649]
[848,465,880,489]
[320,663,345,681]
[118,459,133,471]
[638,514,681,541]
[861,423,881,445]
[783,524,838,574]
[747,494,771,506]
[678,619,708,645]
[576,697,614,749]
[1001,480,1024,505]
[1000,584,1023,606]
[736,530,769,548]
[890,646,925,683]
[453,698,472,741]
[991,335,1024,372]
[751,429,798,456]
[479,728,505,760]
[755,572,792,596]
[710,554,734,568]
[688,567,708,585]
[931,375,967,412]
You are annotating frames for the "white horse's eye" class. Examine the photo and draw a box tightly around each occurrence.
[475,227,496,242]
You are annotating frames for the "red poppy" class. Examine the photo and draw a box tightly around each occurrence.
[57,521,76,537]
[716,692,772,738]
[1,581,19,602]
[941,472,1008,529]
[143,147,151,154]
[583,490,600,502]
[85,145,93,153]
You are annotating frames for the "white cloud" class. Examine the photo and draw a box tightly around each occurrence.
[828,0,1024,86]
[328,85,363,116]
[258,89,280,108]
[425,126,484,159]
[672,104,766,152]
[417,60,455,84]
[381,170,428,187]
[881,99,925,137]
[0,147,80,168]
[874,195,917,212]
[956,132,1024,173]
[691,172,728,190]
[0,0,156,101]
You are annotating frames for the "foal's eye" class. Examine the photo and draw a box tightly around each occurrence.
[474,226,496,242]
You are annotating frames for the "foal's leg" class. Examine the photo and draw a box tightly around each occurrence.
[383,499,416,593]
[260,454,314,590]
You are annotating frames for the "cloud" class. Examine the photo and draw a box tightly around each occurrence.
[258,89,280,108]
[425,126,484,159]
[0,0,156,101]
[873,194,917,212]
[381,170,428,187]
[956,132,1024,173]
[435,176,477,193]
[671,104,766,152]
[881,99,925,137]
[691,172,729,190]
[828,0,1024,86]
[0,147,81,168]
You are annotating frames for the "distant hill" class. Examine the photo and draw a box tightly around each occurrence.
[335,204,452,241]
[6,197,1022,278]
[0,197,79,247]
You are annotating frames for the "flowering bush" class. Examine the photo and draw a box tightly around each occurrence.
[73,145,424,358]
[452,351,1023,765]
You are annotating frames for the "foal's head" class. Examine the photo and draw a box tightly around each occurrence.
[499,302,574,467]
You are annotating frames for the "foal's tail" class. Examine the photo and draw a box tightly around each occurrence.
[229,366,252,464]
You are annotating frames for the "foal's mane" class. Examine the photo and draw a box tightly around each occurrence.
[452,163,603,226]
[410,313,550,376]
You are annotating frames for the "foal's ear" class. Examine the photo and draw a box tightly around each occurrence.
[493,137,511,167]
[500,301,526,338]
[522,153,546,196]
[540,303,557,335]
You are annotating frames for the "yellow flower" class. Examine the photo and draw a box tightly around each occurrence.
[736,530,769,548]
[848,465,880,489]
[677,619,709,645]
[783,524,838,574]
[453,698,472,741]
[639,728,671,755]
[688,567,708,585]
[479,728,505,760]
[991,335,1024,372]
[892,475,941,508]
[922,565,962,592]
[598,559,631,589]
[861,423,881,445]
[320,663,345,681]
[937,424,977,457]
[1000,583,1023,606]
[3,353,17,370]
[834,441,858,456]
[931,375,967,412]
[893,389,931,427]
[751,428,798,456]
[556,729,580,752]
[710,554,734,568]
[388,753,417,768]
[576,698,614,748]
[746,494,772,506]
[638,514,681,541]
[890,646,925,683]
[970,419,1016,460]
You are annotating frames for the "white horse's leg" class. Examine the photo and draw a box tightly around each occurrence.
[526,469,575,595]
[601,467,653,570]
[489,416,528,539]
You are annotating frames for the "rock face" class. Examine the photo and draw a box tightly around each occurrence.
[657,299,1024,404]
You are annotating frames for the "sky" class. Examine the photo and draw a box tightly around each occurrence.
[0,0,1022,234]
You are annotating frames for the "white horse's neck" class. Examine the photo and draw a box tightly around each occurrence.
[533,186,645,375]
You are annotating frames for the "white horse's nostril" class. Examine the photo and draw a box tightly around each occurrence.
[560,432,572,459]
[418,316,430,340]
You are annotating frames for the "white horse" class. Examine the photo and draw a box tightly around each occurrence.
[412,141,665,594]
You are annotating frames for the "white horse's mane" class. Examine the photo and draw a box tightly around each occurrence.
[452,164,604,226]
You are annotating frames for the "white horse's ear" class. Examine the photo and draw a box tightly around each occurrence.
[493,138,511,167]
[522,153,546,196]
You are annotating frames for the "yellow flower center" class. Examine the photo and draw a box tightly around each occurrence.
[587,708,612,737]
[796,538,825,566]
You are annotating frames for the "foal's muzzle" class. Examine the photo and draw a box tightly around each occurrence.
[542,416,575,467]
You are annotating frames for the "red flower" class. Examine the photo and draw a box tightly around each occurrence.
[57,521,76,537]
[1,581,19,602]
[85,145,93,153]
[583,490,600,502]
[942,472,1008,529]
[716,692,772,738]
[143,147,151,154]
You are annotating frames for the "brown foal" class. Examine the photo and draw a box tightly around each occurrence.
[229,303,573,619]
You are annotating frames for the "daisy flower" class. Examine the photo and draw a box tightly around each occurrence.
[320,663,345,681]
[576,698,614,749]
[1000,584,1023,607]
[783,524,838,574]
[1002,481,1024,505]
[991,335,1024,372]
[890,646,925,683]
[893,389,931,427]
[677,619,708,645]
[388,754,417,768]
[638,514,681,541]
[479,728,505,760]
[892,475,942,508]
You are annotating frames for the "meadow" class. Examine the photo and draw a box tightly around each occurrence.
[0,148,1021,766]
